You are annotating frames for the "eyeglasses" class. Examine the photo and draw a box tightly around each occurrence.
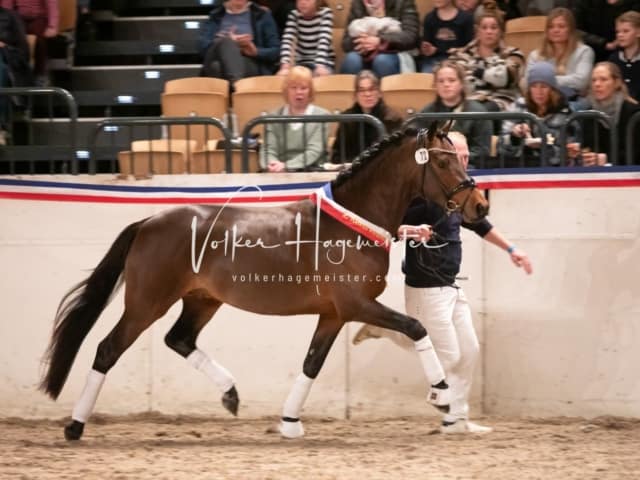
[357,86,379,94]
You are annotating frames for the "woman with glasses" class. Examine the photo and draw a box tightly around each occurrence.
[330,70,403,164]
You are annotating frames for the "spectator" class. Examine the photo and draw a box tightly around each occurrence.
[474,0,521,20]
[1,0,58,86]
[330,70,402,163]
[254,0,296,36]
[0,6,32,144]
[416,60,492,168]
[418,0,474,73]
[340,0,420,77]
[524,8,595,103]
[500,61,580,166]
[277,0,335,77]
[448,0,525,113]
[575,0,640,63]
[582,61,640,165]
[260,65,330,171]
[609,10,640,101]
[199,0,280,88]
[455,0,481,14]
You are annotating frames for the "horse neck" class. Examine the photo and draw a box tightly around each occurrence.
[332,141,421,234]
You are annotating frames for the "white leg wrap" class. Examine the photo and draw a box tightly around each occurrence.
[71,369,106,423]
[187,349,235,393]
[415,336,446,385]
[279,373,313,439]
[282,373,314,419]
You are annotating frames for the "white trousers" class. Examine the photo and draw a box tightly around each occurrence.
[404,285,480,421]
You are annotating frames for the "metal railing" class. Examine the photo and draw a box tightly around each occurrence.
[626,110,640,166]
[240,113,386,172]
[0,87,78,174]
[404,111,549,168]
[559,111,618,166]
[90,116,232,174]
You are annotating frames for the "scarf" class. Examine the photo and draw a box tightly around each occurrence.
[589,90,625,127]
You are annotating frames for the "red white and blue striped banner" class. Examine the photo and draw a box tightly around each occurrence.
[1,167,639,205]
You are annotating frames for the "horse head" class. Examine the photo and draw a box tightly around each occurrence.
[414,122,489,222]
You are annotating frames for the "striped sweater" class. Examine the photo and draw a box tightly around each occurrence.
[1,0,58,30]
[280,7,335,69]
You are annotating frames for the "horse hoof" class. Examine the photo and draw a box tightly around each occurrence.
[428,384,451,410]
[278,418,304,439]
[222,386,239,416]
[64,420,84,441]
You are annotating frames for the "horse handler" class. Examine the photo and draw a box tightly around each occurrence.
[353,131,533,434]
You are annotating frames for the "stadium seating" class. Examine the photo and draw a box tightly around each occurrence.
[380,73,437,117]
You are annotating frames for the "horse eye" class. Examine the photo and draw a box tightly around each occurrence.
[437,160,448,168]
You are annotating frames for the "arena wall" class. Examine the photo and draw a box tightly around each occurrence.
[1,172,639,420]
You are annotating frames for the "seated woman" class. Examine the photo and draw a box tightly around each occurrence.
[581,61,640,166]
[340,0,420,77]
[330,70,402,163]
[500,61,580,167]
[524,8,595,104]
[448,0,524,114]
[417,60,492,168]
[277,0,335,77]
[198,0,280,88]
[260,66,330,172]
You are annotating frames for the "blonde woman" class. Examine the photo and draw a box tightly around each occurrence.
[524,8,595,100]
[582,61,640,165]
[260,66,330,172]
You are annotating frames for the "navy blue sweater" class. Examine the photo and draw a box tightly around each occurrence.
[402,198,492,288]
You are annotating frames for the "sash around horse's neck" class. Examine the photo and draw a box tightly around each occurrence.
[310,184,392,252]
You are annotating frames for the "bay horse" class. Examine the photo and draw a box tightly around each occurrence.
[40,125,489,440]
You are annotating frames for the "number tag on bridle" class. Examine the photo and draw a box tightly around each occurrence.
[415,148,429,164]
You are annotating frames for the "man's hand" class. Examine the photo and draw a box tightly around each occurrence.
[509,247,533,274]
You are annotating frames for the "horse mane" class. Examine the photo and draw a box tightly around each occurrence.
[332,127,419,188]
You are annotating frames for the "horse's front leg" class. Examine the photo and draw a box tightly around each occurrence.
[350,299,451,409]
[279,313,343,439]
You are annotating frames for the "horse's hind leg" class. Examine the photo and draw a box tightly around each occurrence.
[279,313,343,439]
[164,294,239,416]
[64,306,164,440]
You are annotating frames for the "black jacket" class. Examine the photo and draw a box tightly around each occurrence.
[582,100,640,165]
[402,199,492,288]
[330,99,402,163]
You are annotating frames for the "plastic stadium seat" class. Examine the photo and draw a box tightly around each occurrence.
[58,0,77,33]
[191,139,260,173]
[505,16,547,58]
[326,0,351,29]
[416,0,434,23]
[118,139,198,177]
[332,28,345,72]
[380,73,437,117]
[231,75,286,138]
[313,74,356,113]
[161,77,230,147]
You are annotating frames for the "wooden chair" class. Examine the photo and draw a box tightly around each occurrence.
[231,75,285,138]
[505,16,547,58]
[325,0,351,29]
[118,139,198,178]
[380,73,437,118]
[190,139,260,173]
[161,77,230,147]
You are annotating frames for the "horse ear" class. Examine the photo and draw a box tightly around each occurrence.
[441,120,454,134]
[426,121,440,141]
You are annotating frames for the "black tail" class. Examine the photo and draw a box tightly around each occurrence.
[40,219,147,399]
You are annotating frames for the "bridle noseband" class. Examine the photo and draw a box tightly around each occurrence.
[416,130,477,215]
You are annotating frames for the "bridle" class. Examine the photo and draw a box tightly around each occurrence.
[416,130,477,216]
